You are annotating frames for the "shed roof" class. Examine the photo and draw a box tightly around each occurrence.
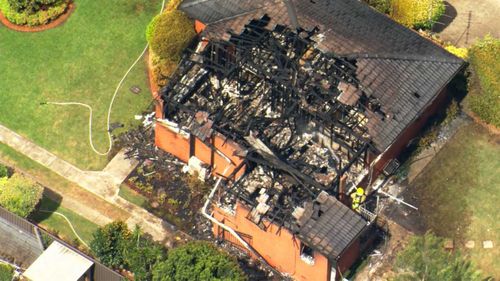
[23,241,94,281]
[180,0,464,151]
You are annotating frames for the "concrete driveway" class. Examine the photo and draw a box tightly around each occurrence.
[433,0,500,47]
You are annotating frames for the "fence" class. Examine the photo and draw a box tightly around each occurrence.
[0,205,123,281]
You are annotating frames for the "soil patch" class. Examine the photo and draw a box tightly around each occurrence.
[0,3,75,32]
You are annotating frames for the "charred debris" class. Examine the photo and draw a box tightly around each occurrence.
[160,15,382,232]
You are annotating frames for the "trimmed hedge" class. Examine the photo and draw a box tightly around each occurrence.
[0,0,68,26]
[149,10,195,61]
[466,36,500,127]
[390,0,445,29]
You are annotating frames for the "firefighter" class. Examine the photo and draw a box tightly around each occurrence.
[350,187,366,212]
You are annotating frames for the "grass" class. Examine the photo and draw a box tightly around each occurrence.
[0,263,13,281]
[0,0,161,170]
[466,36,500,127]
[0,143,129,220]
[31,196,99,245]
[119,183,148,208]
[412,122,500,278]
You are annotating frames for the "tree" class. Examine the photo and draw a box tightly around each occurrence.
[392,233,484,281]
[152,241,247,281]
[123,226,166,281]
[90,221,131,269]
[0,174,43,218]
[149,10,196,61]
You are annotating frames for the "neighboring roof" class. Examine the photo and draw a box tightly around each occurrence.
[297,192,367,259]
[180,0,464,151]
[23,241,94,281]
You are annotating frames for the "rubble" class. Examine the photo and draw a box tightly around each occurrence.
[160,17,376,231]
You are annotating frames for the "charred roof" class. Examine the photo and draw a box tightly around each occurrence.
[160,19,371,260]
[180,0,465,152]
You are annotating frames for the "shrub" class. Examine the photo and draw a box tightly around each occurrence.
[123,226,166,281]
[365,0,391,14]
[0,164,8,178]
[8,0,61,14]
[390,0,445,29]
[152,241,247,281]
[0,0,68,26]
[0,263,14,281]
[466,36,500,127]
[445,45,469,59]
[392,233,483,281]
[0,174,43,218]
[149,10,196,61]
[90,221,131,269]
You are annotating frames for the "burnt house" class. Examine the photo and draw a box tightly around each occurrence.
[152,0,464,280]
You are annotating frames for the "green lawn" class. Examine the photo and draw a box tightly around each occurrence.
[119,183,148,208]
[0,263,13,281]
[412,122,500,278]
[0,0,161,170]
[31,196,99,245]
[0,142,129,221]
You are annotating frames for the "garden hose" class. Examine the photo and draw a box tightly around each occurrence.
[43,0,166,156]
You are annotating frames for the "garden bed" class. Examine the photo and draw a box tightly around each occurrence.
[0,0,73,30]
[121,157,213,233]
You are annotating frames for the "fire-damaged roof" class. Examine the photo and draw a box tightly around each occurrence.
[161,19,371,260]
[161,0,464,261]
[180,0,465,152]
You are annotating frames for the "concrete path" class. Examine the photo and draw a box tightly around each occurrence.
[433,0,500,47]
[0,124,177,243]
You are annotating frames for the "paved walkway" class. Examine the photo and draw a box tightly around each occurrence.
[433,0,500,47]
[0,124,177,243]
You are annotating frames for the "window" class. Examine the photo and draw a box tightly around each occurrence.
[300,243,315,265]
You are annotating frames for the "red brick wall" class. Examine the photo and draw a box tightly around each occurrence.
[155,121,245,178]
[213,202,333,281]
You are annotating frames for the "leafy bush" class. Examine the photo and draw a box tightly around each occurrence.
[0,0,68,26]
[91,222,166,280]
[0,164,8,178]
[390,0,445,29]
[466,36,500,127]
[8,0,61,14]
[152,241,247,281]
[365,0,391,14]
[90,221,131,269]
[0,174,43,218]
[123,226,166,281]
[445,45,469,59]
[392,233,483,281]
[0,263,14,281]
[149,10,196,62]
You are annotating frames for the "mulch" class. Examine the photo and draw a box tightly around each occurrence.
[0,3,75,32]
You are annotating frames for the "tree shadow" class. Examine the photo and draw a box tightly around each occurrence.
[29,190,63,223]
[432,1,458,33]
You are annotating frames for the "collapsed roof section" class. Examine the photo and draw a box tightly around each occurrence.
[160,17,370,259]
[162,16,376,193]
[180,0,465,151]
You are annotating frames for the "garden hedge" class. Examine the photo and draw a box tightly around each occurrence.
[0,0,68,26]
[149,10,195,61]
[466,36,500,127]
